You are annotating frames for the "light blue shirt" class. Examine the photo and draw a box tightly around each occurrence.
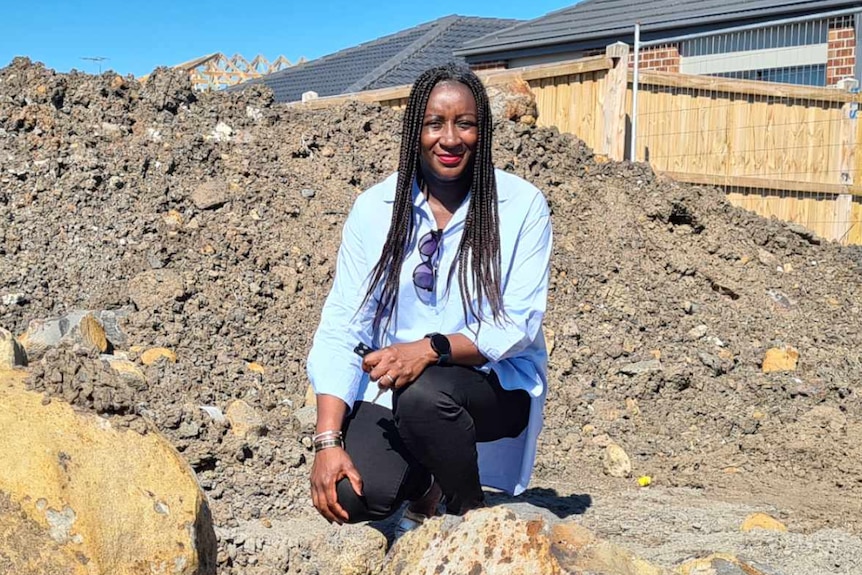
[307,168,552,495]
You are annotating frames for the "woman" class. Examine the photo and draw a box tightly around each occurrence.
[306,63,552,532]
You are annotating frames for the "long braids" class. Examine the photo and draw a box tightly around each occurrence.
[362,63,503,333]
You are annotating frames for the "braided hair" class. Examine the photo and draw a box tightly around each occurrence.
[361,63,503,333]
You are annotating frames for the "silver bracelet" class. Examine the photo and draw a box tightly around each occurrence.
[313,430,343,442]
[313,438,344,453]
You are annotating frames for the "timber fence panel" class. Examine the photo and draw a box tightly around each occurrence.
[631,12,862,245]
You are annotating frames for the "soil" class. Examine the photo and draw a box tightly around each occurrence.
[2,56,862,574]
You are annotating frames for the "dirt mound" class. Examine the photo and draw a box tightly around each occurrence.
[2,57,862,574]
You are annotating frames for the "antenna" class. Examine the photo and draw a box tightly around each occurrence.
[80,56,109,74]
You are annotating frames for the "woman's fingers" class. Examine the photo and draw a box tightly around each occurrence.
[326,476,349,523]
[345,464,364,497]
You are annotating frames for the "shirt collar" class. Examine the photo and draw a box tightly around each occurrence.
[381,171,511,203]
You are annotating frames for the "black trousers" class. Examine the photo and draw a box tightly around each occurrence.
[336,365,530,522]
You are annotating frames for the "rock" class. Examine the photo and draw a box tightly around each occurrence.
[486,77,539,122]
[545,327,556,356]
[191,181,229,210]
[0,370,216,574]
[247,362,265,374]
[676,553,779,575]
[127,270,185,310]
[0,328,27,369]
[551,521,672,574]
[619,359,662,376]
[382,507,563,574]
[292,405,317,435]
[106,358,146,384]
[740,512,787,532]
[163,209,184,227]
[17,310,126,360]
[603,444,632,478]
[208,121,234,142]
[301,188,316,199]
[226,400,265,438]
[687,325,708,340]
[761,346,799,373]
[1,292,26,306]
[79,313,108,353]
[757,248,779,267]
[141,347,177,365]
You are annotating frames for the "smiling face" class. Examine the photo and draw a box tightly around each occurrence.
[418,81,478,190]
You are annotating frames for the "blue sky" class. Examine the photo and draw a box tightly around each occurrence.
[0,1,576,77]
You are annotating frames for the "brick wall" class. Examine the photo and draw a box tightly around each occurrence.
[470,60,507,72]
[827,17,856,85]
[629,44,680,73]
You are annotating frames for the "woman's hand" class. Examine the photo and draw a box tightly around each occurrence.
[362,340,437,390]
[310,447,363,524]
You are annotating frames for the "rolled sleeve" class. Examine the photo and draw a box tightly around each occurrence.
[459,195,552,363]
[306,199,375,408]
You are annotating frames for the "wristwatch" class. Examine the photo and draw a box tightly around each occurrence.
[424,333,451,365]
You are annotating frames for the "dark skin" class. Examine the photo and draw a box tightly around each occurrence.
[310,82,490,524]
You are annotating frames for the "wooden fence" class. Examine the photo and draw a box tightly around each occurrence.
[296,46,862,245]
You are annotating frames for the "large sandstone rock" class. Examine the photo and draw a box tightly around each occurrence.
[382,506,563,574]
[0,369,216,574]
[381,506,672,575]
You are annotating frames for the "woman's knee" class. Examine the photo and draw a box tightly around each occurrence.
[393,366,457,424]
[335,477,400,523]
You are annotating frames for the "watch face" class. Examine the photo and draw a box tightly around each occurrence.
[431,333,451,355]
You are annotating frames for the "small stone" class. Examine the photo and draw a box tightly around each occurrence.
[178,421,200,439]
[687,325,708,340]
[625,398,640,416]
[320,146,335,158]
[762,346,799,373]
[757,248,779,267]
[141,347,177,366]
[107,359,146,384]
[741,513,787,533]
[618,359,661,376]
[544,328,555,356]
[225,400,265,438]
[191,181,229,210]
[519,114,536,125]
[247,362,265,374]
[162,210,183,227]
[292,405,317,435]
[300,188,316,199]
[602,444,631,478]
[1,293,26,306]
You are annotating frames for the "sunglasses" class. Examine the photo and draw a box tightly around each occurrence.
[413,230,442,292]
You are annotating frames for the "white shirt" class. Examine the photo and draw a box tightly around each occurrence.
[307,169,552,495]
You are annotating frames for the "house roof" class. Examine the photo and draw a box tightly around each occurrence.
[456,0,862,59]
[234,15,520,103]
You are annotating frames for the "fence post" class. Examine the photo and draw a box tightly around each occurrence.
[603,42,629,162]
[833,77,858,243]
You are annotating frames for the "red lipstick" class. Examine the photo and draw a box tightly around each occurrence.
[437,155,462,166]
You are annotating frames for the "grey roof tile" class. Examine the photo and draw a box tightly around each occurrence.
[233,15,519,103]
[457,0,862,57]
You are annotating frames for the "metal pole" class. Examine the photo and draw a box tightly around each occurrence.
[630,22,641,162]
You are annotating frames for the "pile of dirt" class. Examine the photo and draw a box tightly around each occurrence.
[2,57,862,574]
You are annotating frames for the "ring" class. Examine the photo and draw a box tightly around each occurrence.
[383,374,395,386]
